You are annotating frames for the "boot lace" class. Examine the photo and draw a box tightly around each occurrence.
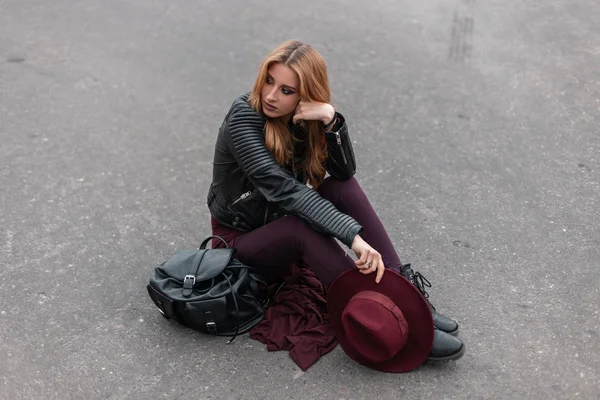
[400,263,434,310]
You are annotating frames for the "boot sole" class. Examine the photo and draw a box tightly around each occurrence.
[426,343,465,362]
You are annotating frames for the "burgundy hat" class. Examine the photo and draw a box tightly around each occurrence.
[327,269,434,373]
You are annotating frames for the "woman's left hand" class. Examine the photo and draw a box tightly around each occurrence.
[292,100,335,125]
[351,235,385,284]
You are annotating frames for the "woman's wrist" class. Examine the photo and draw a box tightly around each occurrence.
[322,117,337,131]
[321,105,336,125]
[351,234,363,250]
[321,109,337,131]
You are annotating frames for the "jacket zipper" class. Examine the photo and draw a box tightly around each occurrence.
[231,191,251,206]
[292,129,298,180]
[263,204,269,225]
[335,131,348,165]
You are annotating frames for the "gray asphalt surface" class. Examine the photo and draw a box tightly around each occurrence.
[1,0,599,399]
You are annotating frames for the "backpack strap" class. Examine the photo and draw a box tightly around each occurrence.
[199,235,229,249]
[221,271,241,344]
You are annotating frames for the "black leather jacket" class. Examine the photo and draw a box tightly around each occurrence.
[206,93,362,247]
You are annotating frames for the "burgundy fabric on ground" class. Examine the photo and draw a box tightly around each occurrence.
[212,216,337,369]
[248,262,338,371]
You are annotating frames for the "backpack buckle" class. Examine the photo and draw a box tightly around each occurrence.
[205,311,218,334]
[182,275,196,297]
[206,321,218,334]
[183,275,196,286]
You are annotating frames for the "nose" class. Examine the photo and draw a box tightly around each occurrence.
[265,86,278,103]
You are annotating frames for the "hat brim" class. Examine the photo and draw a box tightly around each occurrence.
[327,268,434,373]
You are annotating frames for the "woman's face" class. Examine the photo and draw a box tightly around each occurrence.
[261,63,301,120]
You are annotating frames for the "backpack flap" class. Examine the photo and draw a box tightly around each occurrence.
[161,248,235,282]
[195,249,235,281]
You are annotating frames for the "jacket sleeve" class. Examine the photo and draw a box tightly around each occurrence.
[225,99,362,247]
[324,113,357,180]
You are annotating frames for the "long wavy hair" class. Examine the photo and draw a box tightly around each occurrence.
[249,40,330,188]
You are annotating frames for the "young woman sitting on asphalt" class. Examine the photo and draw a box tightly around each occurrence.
[206,39,464,362]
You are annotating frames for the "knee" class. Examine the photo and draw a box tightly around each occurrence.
[319,176,364,207]
[319,176,359,199]
[321,175,358,191]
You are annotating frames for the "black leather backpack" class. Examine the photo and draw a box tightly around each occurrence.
[147,236,267,343]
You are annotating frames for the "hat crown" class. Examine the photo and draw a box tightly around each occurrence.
[341,291,409,364]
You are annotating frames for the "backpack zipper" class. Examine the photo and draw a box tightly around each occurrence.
[231,191,251,206]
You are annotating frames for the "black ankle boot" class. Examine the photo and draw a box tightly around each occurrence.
[427,328,465,361]
[399,264,459,336]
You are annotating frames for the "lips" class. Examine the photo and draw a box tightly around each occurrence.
[264,102,277,112]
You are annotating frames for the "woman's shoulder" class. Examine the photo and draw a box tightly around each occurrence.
[227,92,265,123]
[222,93,266,139]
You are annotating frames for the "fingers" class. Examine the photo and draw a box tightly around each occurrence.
[365,257,376,273]
[353,240,385,283]
[366,254,379,275]
[292,101,331,124]
[355,249,370,268]
[292,102,302,124]
[355,250,385,282]
[375,259,385,284]
[292,113,303,124]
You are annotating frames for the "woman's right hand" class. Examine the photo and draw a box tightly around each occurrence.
[351,235,385,284]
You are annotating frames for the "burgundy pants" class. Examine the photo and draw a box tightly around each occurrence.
[212,176,402,286]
